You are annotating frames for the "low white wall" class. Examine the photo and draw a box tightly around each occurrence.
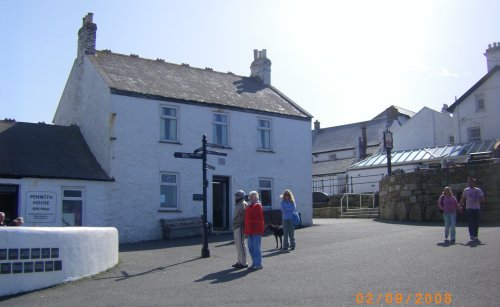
[0,227,118,297]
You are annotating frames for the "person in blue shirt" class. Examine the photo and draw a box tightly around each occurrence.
[280,190,296,250]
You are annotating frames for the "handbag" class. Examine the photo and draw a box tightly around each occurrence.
[292,211,301,226]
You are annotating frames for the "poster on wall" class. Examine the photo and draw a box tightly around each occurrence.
[26,192,57,223]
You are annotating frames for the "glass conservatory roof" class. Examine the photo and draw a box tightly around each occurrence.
[349,140,497,169]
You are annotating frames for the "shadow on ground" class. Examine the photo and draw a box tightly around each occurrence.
[194,267,254,284]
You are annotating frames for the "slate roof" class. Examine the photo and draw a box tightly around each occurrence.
[447,65,500,113]
[89,51,312,120]
[312,158,357,176]
[312,118,389,153]
[0,121,111,181]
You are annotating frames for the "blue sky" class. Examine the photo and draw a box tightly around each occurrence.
[1,0,499,127]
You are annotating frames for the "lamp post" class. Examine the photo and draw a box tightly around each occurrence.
[383,129,393,176]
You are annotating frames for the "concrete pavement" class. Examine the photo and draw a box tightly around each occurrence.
[1,219,499,306]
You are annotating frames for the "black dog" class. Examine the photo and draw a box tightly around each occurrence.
[266,224,283,249]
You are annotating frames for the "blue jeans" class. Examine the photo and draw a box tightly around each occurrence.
[466,209,480,238]
[282,219,295,249]
[442,212,456,240]
[247,235,262,267]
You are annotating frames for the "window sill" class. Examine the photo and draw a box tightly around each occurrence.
[257,149,275,153]
[159,140,182,145]
[158,209,182,213]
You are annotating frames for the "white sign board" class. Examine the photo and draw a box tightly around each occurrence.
[26,192,57,223]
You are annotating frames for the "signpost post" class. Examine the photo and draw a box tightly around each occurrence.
[174,134,227,258]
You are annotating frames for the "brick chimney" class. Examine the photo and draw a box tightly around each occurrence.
[78,13,97,58]
[484,42,500,72]
[250,49,272,85]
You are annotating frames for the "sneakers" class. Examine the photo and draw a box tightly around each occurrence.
[232,263,248,269]
[248,265,263,270]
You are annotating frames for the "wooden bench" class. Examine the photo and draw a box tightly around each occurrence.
[160,217,204,240]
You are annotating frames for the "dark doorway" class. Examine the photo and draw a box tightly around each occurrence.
[0,185,19,223]
[212,176,230,230]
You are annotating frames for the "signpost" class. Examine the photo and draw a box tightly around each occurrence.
[174,134,228,258]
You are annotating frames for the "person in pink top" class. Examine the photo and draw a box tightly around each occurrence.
[459,177,485,241]
[437,187,462,244]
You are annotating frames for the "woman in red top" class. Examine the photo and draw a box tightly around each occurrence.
[244,191,265,270]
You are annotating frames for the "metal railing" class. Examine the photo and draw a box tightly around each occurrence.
[313,173,384,195]
[340,193,376,212]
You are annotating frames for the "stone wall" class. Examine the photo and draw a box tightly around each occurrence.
[379,163,500,223]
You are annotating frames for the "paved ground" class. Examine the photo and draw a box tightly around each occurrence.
[2,219,499,306]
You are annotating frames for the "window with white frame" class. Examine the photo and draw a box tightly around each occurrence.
[62,188,83,226]
[257,119,272,149]
[160,106,178,141]
[475,93,485,111]
[258,178,273,208]
[467,127,481,142]
[213,113,228,146]
[160,173,178,209]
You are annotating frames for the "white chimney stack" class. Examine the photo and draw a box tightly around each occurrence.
[250,49,272,85]
[484,42,500,72]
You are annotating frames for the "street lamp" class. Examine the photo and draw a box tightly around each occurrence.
[383,129,393,176]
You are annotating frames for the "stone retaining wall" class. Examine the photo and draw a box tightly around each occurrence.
[379,163,500,223]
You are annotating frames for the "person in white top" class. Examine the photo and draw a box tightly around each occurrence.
[459,177,485,241]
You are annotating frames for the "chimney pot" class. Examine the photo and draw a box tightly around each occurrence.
[253,49,258,60]
[84,13,93,24]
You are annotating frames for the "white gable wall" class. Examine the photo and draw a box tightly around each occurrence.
[453,72,500,143]
[393,107,454,151]
[54,56,112,173]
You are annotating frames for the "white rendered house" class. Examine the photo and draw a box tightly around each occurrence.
[447,43,500,144]
[53,13,313,242]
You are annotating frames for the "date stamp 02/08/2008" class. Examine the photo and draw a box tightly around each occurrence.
[355,292,453,305]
